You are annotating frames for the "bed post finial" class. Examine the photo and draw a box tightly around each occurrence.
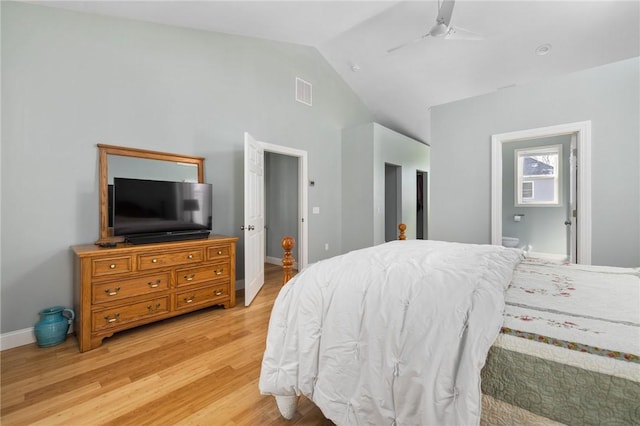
[282,236,296,285]
[398,223,407,240]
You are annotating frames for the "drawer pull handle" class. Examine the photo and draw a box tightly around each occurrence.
[148,280,161,288]
[215,269,223,275]
[109,264,116,269]
[187,254,193,259]
[147,303,161,312]
[217,250,223,255]
[104,313,120,323]
[184,295,195,303]
[151,258,158,263]
[105,287,121,296]
[184,274,195,281]
[215,290,223,296]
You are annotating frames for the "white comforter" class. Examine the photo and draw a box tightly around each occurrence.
[259,240,523,425]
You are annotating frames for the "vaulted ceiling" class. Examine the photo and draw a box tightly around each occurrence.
[30,1,640,143]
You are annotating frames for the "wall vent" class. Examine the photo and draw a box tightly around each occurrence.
[295,77,312,106]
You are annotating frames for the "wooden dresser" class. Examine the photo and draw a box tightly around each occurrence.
[72,235,237,352]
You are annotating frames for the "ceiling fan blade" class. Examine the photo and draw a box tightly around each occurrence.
[386,33,430,54]
[436,0,456,27]
[445,25,483,41]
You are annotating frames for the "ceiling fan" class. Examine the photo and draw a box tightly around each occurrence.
[387,0,482,54]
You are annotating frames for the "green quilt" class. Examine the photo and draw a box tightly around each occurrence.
[481,346,640,425]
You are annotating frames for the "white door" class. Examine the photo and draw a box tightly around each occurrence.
[567,134,577,263]
[244,132,265,306]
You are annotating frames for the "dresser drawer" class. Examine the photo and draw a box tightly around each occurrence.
[175,282,229,310]
[92,273,170,304]
[92,297,169,331]
[92,256,133,277]
[207,244,231,261]
[138,248,203,270]
[176,262,229,286]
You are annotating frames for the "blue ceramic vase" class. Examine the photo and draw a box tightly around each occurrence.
[34,306,75,347]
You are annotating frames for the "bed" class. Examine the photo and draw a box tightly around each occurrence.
[259,239,640,425]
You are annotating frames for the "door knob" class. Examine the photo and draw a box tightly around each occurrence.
[240,225,245,230]
[248,225,255,231]
[564,220,572,226]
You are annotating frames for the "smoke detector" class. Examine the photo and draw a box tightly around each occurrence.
[535,43,552,56]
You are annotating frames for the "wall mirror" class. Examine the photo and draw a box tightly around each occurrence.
[97,144,205,243]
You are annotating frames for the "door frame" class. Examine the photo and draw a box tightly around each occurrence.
[261,142,309,270]
[490,121,592,264]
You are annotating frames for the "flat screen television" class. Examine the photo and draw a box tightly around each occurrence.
[113,177,212,244]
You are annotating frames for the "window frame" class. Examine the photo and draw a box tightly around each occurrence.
[514,144,563,207]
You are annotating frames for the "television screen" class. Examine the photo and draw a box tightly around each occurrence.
[113,178,212,238]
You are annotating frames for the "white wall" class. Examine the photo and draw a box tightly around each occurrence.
[431,57,640,267]
[1,2,372,334]
[342,122,430,252]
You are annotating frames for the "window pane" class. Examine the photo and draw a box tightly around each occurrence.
[522,152,557,176]
[522,178,555,203]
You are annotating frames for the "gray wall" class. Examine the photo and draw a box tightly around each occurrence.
[502,135,572,255]
[265,152,298,261]
[431,57,640,267]
[1,3,372,333]
[372,123,431,245]
[342,122,430,253]
[341,124,375,252]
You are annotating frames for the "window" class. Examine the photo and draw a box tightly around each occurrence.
[515,145,562,206]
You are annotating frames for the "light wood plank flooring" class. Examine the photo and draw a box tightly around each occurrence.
[1,264,333,425]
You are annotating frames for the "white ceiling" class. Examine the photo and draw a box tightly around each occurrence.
[30,0,640,143]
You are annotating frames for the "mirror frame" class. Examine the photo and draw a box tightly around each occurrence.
[97,144,205,243]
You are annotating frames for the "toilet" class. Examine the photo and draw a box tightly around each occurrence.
[502,237,519,248]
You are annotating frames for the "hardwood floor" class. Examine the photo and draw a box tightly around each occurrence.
[1,264,333,425]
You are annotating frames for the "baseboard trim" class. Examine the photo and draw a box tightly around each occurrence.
[1,324,76,351]
[0,327,36,351]
[265,256,280,265]
[265,256,298,270]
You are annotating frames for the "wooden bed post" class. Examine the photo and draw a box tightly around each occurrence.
[281,236,295,285]
[398,223,407,240]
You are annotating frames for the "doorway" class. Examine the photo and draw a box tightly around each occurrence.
[416,171,428,239]
[243,132,308,306]
[501,136,572,260]
[265,152,299,268]
[491,121,592,264]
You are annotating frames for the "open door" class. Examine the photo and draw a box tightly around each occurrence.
[244,132,265,306]
[567,134,577,263]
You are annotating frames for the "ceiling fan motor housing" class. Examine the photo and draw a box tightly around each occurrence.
[429,23,449,37]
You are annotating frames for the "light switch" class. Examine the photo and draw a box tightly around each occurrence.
[312,206,320,214]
